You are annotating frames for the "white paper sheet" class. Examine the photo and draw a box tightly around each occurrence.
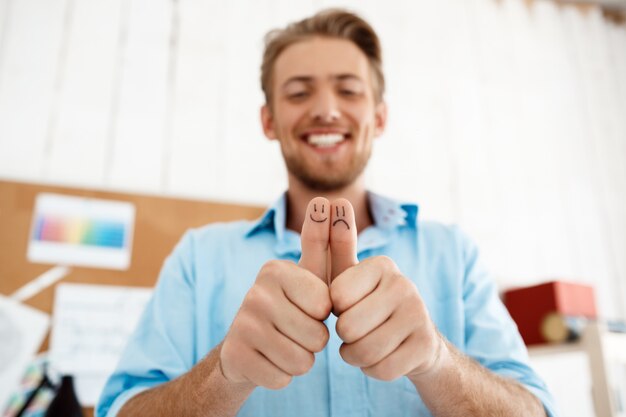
[0,296,50,412]
[49,283,152,406]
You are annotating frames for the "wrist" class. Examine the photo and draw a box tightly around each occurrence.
[407,333,453,385]
[197,343,256,397]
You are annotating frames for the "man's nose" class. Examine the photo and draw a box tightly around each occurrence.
[310,89,340,123]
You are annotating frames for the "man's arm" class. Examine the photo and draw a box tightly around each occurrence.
[105,198,333,416]
[119,343,253,417]
[326,200,550,417]
[408,336,545,417]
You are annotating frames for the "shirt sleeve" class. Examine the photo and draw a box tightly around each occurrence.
[457,227,560,417]
[96,231,197,417]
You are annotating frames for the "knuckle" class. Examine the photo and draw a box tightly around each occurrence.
[359,346,380,367]
[292,352,315,376]
[267,373,292,390]
[259,259,286,279]
[374,255,394,269]
[335,317,356,343]
[372,255,400,275]
[339,343,358,366]
[330,289,349,314]
[312,293,332,319]
[234,314,260,338]
[360,363,379,380]
[244,286,273,313]
[311,325,330,352]
[372,366,396,381]
[389,274,410,296]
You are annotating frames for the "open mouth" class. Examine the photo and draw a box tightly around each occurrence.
[302,132,350,148]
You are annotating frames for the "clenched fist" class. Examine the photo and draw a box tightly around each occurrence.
[219,197,333,389]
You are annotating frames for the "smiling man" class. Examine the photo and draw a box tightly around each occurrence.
[97,9,558,417]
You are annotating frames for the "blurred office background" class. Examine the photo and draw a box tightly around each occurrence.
[0,0,624,414]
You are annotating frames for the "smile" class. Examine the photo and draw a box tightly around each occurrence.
[310,214,328,223]
[304,133,349,148]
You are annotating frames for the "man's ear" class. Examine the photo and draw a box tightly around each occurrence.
[374,101,388,138]
[261,104,277,140]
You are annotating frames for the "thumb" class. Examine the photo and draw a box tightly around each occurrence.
[329,198,358,281]
[298,197,330,282]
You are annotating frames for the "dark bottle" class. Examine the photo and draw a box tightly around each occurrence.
[44,375,84,417]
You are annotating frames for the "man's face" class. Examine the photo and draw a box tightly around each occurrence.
[261,37,387,191]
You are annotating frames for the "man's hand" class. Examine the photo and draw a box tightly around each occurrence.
[220,197,333,389]
[328,198,445,381]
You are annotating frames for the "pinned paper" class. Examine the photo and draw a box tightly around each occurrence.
[49,283,152,406]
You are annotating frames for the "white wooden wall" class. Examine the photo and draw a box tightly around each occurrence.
[0,0,624,320]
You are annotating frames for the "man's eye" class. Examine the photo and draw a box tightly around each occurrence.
[339,89,360,97]
[288,92,309,100]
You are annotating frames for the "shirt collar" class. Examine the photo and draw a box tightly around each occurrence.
[245,191,418,257]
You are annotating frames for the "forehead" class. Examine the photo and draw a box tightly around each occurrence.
[273,37,371,86]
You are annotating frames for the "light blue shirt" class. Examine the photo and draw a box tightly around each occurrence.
[97,192,558,417]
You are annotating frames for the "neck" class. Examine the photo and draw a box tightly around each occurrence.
[285,175,373,235]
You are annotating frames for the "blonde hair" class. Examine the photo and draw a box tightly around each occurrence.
[261,9,385,105]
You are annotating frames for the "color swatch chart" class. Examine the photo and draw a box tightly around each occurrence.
[32,216,126,249]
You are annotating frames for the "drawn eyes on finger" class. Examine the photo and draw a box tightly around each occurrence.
[332,205,350,229]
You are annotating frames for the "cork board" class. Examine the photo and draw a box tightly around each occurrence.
[0,179,266,416]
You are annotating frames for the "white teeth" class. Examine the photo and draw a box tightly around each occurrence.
[307,133,345,147]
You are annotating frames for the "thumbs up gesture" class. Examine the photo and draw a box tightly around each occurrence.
[220,197,333,389]
[327,199,445,382]
[220,197,445,390]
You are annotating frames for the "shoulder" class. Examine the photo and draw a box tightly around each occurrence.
[417,221,471,252]
[187,219,256,243]
[166,219,258,263]
[414,221,482,275]
[159,219,260,285]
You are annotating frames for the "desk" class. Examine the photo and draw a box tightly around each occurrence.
[0,180,265,416]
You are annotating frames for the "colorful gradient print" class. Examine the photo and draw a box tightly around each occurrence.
[33,216,126,248]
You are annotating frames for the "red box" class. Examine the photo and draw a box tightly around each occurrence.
[503,281,597,345]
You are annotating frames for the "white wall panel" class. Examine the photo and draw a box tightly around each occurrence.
[216,0,308,205]
[468,0,537,284]
[0,0,9,61]
[0,0,66,179]
[166,0,225,200]
[45,0,124,186]
[566,8,624,318]
[107,0,171,193]
[367,0,458,223]
[606,23,626,318]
